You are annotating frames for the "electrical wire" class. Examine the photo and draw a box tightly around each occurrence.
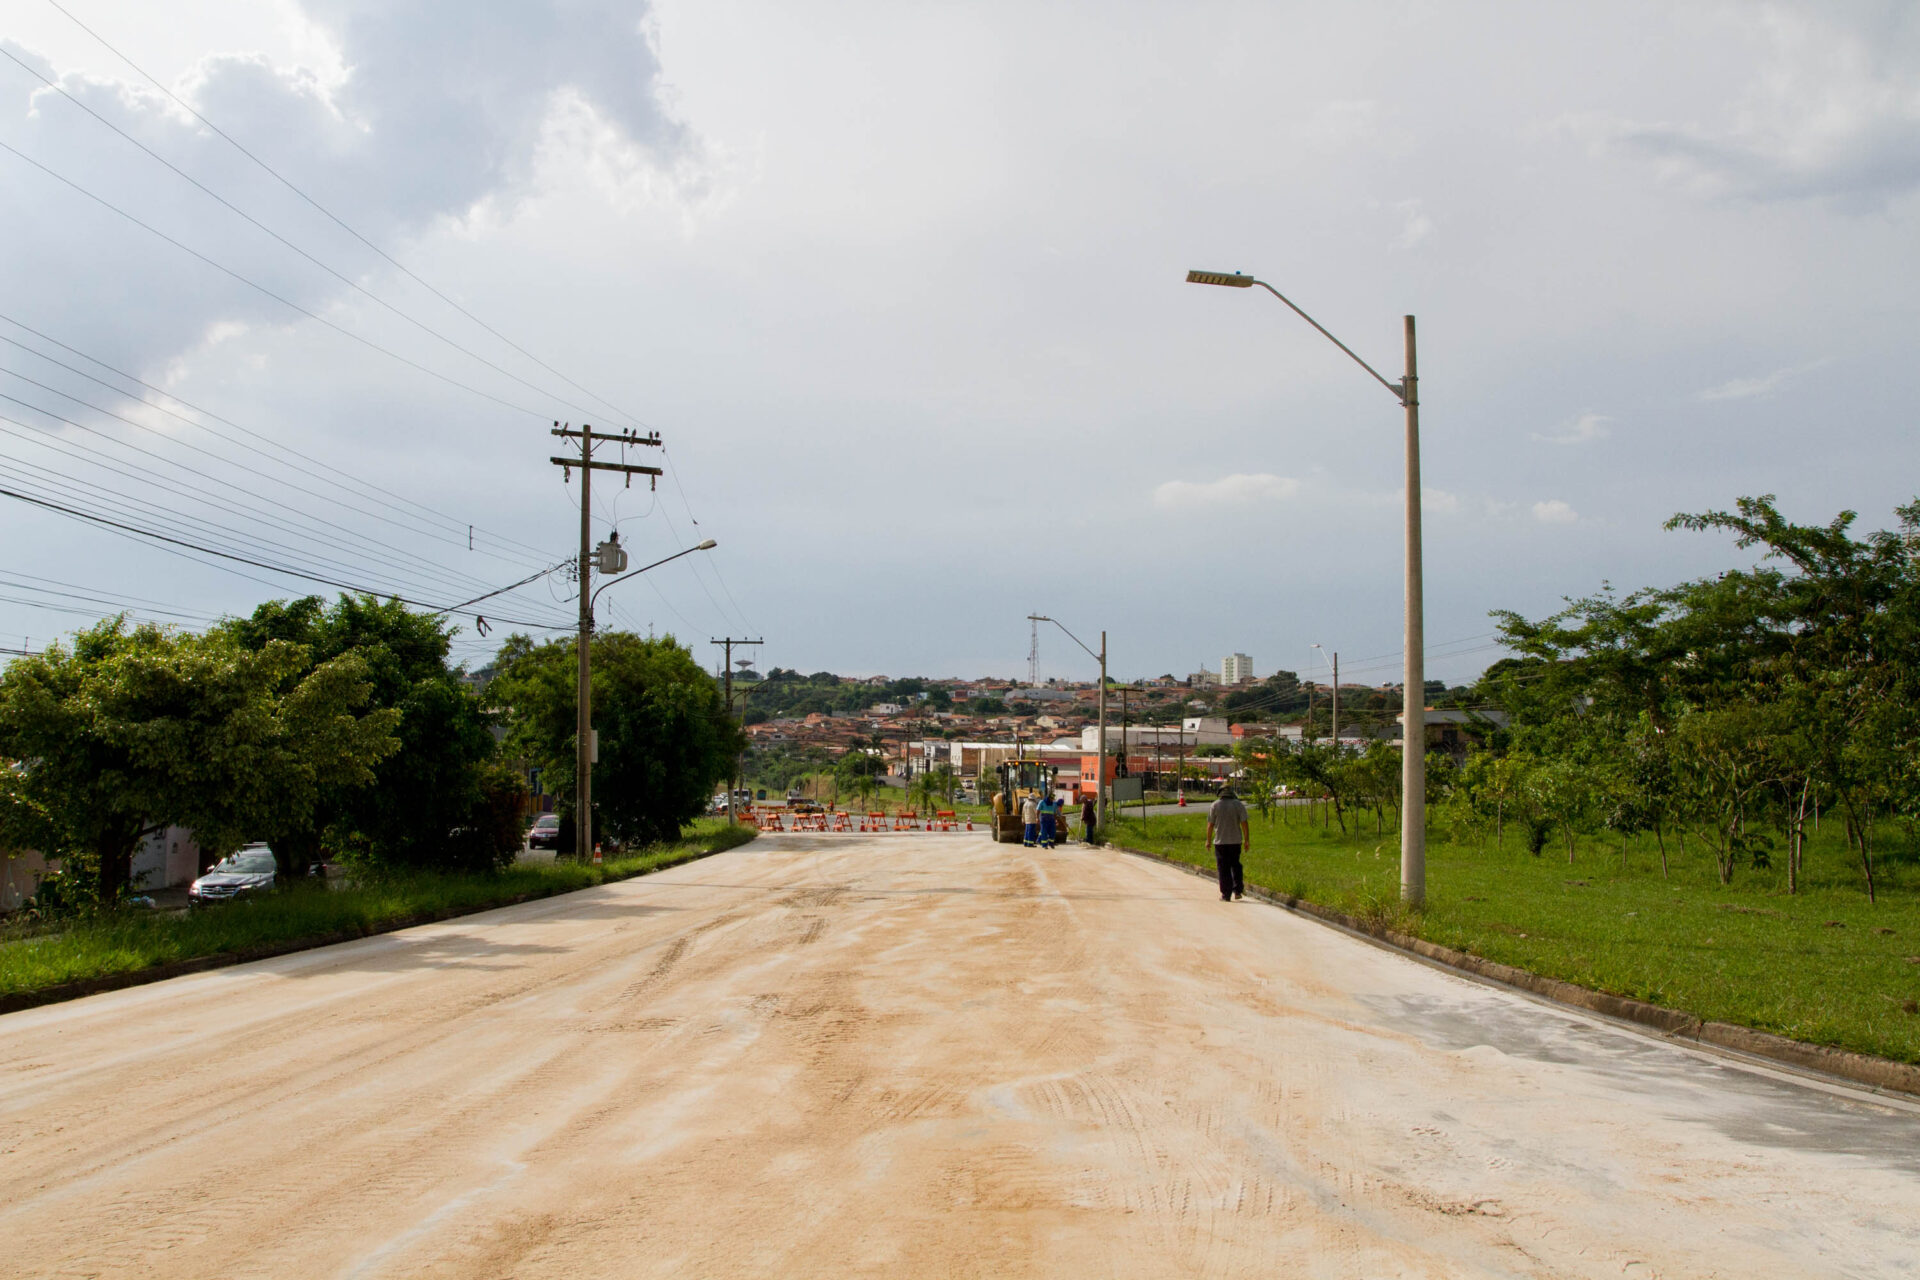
[43,0,647,431]
[0,46,633,428]
[0,400,535,604]
[14,5,749,644]
[659,444,756,634]
[0,371,534,593]
[0,483,571,629]
[0,140,546,420]
[0,314,553,563]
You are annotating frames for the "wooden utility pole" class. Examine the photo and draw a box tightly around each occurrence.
[551,422,661,859]
[711,638,763,824]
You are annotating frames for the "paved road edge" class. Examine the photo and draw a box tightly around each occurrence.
[0,836,752,1017]
[1110,842,1920,1102]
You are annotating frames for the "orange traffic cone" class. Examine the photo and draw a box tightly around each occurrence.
[592,843,603,865]
[1177,791,1187,808]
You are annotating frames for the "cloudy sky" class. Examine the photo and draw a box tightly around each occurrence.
[0,0,1913,686]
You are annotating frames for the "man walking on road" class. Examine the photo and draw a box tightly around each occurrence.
[1205,785,1250,901]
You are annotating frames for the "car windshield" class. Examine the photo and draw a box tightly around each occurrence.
[215,850,276,875]
[533,816,558,829]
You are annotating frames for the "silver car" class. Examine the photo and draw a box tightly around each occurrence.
[188,845,277,905]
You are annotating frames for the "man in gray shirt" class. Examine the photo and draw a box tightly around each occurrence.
[1204,786,1251,901]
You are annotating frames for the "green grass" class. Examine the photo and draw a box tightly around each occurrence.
[1106,808,1920,1065]
[0,819,757,1000]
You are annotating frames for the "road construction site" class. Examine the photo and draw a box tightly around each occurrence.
[4,832,1918,1278]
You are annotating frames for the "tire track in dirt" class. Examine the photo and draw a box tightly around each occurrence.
[8,833,1920,1278]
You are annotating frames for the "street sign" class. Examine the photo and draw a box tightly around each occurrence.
[1112,777,1144,802]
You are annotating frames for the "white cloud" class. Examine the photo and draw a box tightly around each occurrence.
[1153,473,1302,509]
[1532,499,1579,525]
[1695,359,1829,402]
[1391,199,1434,250]
[1595,9,1920,211]
[1532,412,1611,445]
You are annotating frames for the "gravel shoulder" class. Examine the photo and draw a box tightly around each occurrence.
[3,832,1918,1278]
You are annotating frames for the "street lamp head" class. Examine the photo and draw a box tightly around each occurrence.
[1186,269,1254,288]
[695,538,717,551]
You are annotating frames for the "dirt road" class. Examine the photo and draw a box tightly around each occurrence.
[4,834,1919,1278]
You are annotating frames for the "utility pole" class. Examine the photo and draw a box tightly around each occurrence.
[711,637,764,824]
[1401,315,1426,906]
[551,422,661,860]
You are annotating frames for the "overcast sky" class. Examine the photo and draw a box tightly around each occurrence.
[1,0,1913,686]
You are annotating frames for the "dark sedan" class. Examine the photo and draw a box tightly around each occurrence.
[188,845,278,905]
[526,813,562,850]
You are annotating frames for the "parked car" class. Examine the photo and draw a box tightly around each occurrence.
[710,794,731,814]
[526,813,562,849]
[189,844,277,905]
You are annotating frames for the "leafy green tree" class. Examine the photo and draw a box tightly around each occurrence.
[491,631,742,847]
[0,619,399,898]
[221,595,501,872]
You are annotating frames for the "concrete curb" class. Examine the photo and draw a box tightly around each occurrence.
[0,838,748,1017]
[1110,843,1920,1102]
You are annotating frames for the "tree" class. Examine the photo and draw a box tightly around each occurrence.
[490,631,741,847]
[0,619,399,899]
[221,595,502,872]
[836,749,885,811]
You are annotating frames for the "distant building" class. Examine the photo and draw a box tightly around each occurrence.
[1222,653,1254,684]
[1187,669,1220,687]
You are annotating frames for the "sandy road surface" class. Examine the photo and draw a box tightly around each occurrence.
[4,834,1920,1278]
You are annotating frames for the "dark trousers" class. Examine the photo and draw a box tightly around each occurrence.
[1040,815,1056,846]
[1213,844,1244,898]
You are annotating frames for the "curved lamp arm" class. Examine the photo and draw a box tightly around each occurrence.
[1185,270,1406,403]
[1028,613,1100,664]
[589,539,717,613]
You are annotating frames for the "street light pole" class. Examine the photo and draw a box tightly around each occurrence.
[1186,269,1426,906]
[1401,316,1425,906]
[1028,615,1107,833]
[1313,643,1340,750]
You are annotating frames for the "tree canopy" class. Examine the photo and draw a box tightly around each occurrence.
[490,631,741,846]
[0,618,399,898]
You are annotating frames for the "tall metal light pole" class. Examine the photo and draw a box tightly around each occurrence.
[1313,644,1339,749]
[1028,615,1107,832]
[1186,269,1425,905]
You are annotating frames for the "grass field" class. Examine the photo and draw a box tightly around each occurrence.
[0,819,756,1000]
[1105,807,1920,1065]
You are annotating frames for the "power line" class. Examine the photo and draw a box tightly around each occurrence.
[0,314,552,563]
[0,441,522,615]
[0,366,547,593]
[0,45,632,427]
[0,399,534,605]
[0,140,547,419]
[0,483,570,630]
[42,0,647,431]
[0,371,523,591]
[660,443,756,634]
